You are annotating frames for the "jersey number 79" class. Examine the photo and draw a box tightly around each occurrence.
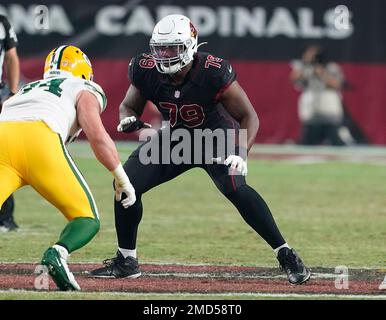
[159,102,205,128]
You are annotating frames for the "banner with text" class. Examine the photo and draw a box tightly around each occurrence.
[1,0,385,143]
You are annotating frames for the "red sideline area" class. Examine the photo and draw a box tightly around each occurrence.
[19,59,386,144]
[0,263,383,295]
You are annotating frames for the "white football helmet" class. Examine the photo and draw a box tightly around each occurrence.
[150,14,198,74]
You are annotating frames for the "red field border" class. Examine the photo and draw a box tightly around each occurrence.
[0,263,384,296]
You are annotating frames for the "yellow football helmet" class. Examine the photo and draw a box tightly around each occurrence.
[44,45,93,81]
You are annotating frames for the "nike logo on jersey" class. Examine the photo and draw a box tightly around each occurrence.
[228,65,232,73]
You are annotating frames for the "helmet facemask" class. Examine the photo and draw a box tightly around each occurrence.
[150,39,194,74]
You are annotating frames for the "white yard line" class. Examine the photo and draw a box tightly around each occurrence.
[0,261,384,270]
[140,272,287,279]
[138,272,336,280]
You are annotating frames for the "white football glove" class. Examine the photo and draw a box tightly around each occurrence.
[111,164,136,208]
[114,179,136,208]
[117,116,151,133]
[224,155,248,176]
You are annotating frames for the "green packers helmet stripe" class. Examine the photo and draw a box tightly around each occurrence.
[58,135,99,219]
[56,45,69,69]
[52,45,66,69]
[50,47,58,67]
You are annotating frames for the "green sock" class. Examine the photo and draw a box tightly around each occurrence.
[56,217,100,253]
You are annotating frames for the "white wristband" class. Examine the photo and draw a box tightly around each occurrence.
[111,164,129,184]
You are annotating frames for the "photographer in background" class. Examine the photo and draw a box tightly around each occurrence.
[290,45,354,146]
[0,14,20,232]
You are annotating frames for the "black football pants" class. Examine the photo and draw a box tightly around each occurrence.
[114,141,286,251]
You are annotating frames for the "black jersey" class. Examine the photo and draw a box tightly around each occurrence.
[128,52,239,131]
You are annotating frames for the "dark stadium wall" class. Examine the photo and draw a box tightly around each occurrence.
[20,59,386,144]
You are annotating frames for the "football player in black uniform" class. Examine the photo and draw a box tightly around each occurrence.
[0,14,19,232]
[90,14,310,284]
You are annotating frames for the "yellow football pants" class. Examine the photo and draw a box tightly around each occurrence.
[0,121,98,221]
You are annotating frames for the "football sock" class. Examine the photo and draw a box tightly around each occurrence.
[56,217,100,253]
[114,195,143,249]
[119,247,137,259]
[273,243,291,256]
[224,185,286,249]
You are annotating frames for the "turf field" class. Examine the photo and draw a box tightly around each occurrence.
[0,142,385,300]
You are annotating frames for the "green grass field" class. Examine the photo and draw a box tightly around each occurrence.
[1,142,385,299]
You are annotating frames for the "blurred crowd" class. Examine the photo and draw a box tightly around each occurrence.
[290,45,365,146]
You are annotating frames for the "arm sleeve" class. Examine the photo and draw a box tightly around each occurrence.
[2,16,18,50]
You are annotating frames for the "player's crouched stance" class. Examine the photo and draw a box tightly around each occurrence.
[0,46,136,291]
[90,15,310,285]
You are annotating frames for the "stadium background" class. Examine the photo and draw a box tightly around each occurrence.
[1,1,386,300]
[1,0,385,144]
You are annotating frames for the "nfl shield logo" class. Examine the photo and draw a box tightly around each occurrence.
[174,90,180,98]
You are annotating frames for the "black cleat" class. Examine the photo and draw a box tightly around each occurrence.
[0,217,19,232]
[277,247,311,285]
[88,251,141,279]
